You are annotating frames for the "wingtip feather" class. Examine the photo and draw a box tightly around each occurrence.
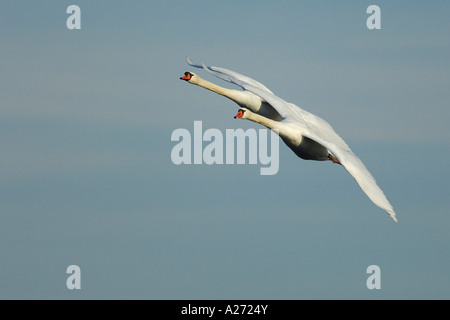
[386,209,398,222]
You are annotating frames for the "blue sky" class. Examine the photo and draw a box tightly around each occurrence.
[0,1,449,299]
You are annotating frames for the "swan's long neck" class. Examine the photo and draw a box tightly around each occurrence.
[192,76,250,107]
[245,111,283,133]
[188,74,283,120]
[244,110,303,151]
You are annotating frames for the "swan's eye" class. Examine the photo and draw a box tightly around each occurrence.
[180,72,193,81]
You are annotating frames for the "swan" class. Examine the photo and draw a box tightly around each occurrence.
[180,57,397,222]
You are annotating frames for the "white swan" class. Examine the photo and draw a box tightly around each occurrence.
[180,57,397,222]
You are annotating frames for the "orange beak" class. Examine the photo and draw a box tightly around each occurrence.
[234,110,244,119]
[180,72,192,81]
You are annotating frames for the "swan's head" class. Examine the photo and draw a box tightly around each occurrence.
[180,71,197,83]
[234,108,250,119]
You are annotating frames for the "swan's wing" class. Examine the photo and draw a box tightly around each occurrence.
[311,136,397,222]
[185,56,275,94]
[241,83,397,222]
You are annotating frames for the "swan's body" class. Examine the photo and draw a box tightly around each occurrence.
[181,57,397,222]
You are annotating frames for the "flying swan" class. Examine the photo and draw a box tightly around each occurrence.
[180,57,397,222]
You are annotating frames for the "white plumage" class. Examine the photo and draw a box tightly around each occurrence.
[181,57,397,222]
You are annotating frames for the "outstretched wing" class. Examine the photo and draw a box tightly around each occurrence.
[242,84,398,222]
[311,134,397,222]
[186,56,275,95]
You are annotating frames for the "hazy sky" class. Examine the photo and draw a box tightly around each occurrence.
[1,1,449,299]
